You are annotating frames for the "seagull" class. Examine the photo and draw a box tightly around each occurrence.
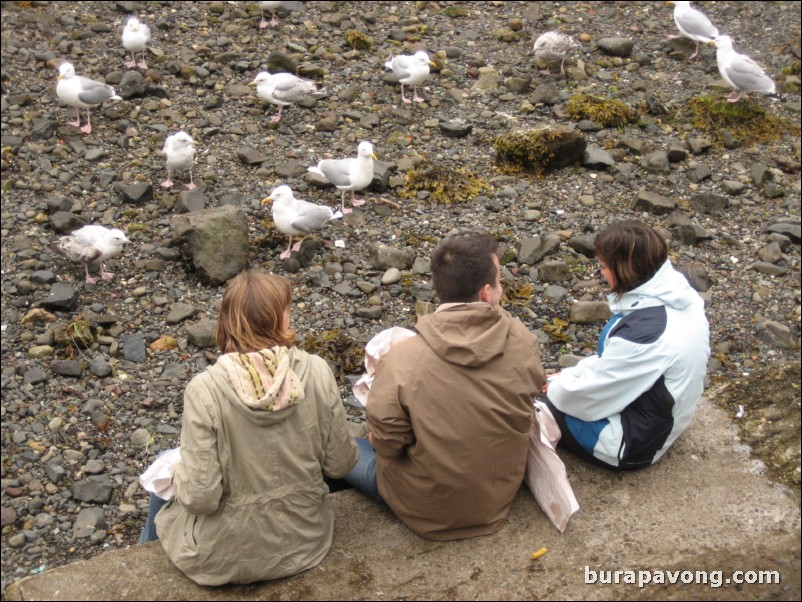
[56,62,121,135]
[258,1,281,29]
[533,31,579,76]
[249,71,323,123]
[307,141,376,214]
[161,131,197,190]
[262,185,343,259]
[49,225,129,284]
[384,51,436,104]
[122,17,151,69]
[668,1,719,60]
[715,35,780,102]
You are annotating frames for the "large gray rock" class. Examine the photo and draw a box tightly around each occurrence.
[171,206,249,286]
[570,301,612,323]
[72,476,114,504]
[368,245,412,270]
[633,189,675,215]
[518,234,561,265]
[73,508,107,539]
[186,318,218,349]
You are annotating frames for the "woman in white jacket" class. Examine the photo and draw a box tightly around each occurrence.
[545,221,710,470]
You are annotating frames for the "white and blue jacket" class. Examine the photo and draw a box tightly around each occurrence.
[548,260,710,468]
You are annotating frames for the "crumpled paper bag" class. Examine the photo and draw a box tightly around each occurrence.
[525,401,580,532]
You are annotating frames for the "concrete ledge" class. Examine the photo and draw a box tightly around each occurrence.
[6,397,801,601]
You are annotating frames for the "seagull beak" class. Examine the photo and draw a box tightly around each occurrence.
[428,61,437,68]
[248,81,256,87]
[261,196,273,206]
[372,153,378,160]
[707,40,716,46]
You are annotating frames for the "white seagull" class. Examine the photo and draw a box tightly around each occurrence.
[307,141,376,214]
[533,31,579,76]
[50,225,129,284]
[56,62,121,135]
[258,1,282,29]
[161,131,197,190]
[122,17,151,70]
[384,51,436,104]
[715,35,779,102]
[669,1,719,60]
[249,71,323,123]
[263,185,343,259]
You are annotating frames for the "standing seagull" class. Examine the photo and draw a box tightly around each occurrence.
[249,71,323,124]
[161,131,197,190]
[533,31,579,76]
[307,141,376,214]
[122,17,151,70]
[56,63,121,135]
[668,1,719,60]
[263,186,343,259]
[715,35,779,102]
[50,225,129,284]
[384,51,436,104]
[258,1,282,29]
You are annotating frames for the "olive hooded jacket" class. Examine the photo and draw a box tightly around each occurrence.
[155,346,358,586]
[367,303,546,541]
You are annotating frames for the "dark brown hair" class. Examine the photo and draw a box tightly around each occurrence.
[595,221,668,298]
[215,271,296,353]
[431,234,498,303]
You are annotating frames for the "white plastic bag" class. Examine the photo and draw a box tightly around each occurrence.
[352,327,416,406]
[139,447,181,500]
[525,401,579,532]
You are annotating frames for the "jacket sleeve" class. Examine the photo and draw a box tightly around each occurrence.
[171,378,224,515]
[548,335,666,422]
[317,361,359,478]
[366,344,416,460]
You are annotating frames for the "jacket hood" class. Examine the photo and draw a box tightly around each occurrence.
[608,260,700,315]
[212,346,306,425]
[416,303,512,368]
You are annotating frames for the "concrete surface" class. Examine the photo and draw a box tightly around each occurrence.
[5,397,801,601]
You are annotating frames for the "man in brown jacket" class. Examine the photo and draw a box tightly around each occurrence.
[346,234,546,541]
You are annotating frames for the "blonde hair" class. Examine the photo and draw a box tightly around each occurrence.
[215,271,296,353]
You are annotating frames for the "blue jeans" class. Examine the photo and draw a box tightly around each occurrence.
[138,493,168,543]
[329,437,383,504]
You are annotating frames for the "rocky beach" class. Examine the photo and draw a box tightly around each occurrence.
[1,0,800,595]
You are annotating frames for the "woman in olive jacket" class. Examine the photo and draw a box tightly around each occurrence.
[141,271,358,586]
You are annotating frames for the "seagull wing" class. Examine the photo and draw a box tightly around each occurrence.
[725,53,774,93]
[289,200,335,232]
[270,74,316,104]
[315,158,356,188]
[76,77,117,105]
[676,8,718,41]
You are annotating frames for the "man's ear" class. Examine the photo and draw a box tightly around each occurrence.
[478,283,492,304]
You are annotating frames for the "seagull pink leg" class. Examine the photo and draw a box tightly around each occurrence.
[689,42,700,60]
[340,191,353,215]
[161,168,174,189]
[400,84,411,104]
[99,264,115,281]
[186,165,196,190]
[280,236,293,259]
[412,86,425,103]
[84,264,98,285]
[67,108,82,128]
[351,190,366,207]
[137,54,148,70]
[125,55,137,68]
[80,110,92,135]
[270,106,284,123]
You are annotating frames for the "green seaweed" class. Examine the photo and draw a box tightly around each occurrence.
[685,96,799,146]
[345,30,373,51]
[401,166,491,204]
[566,93,640,128]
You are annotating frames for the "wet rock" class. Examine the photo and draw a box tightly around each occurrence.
[758,242,783,264]
[439,119,473,138]
[73,508,107,539]
[766,223,801,243]
[166,302,197,324]
[368,245,412,270]
[596,37,634,57]
[581,146,615,169]
[570,301,612,323]
[756,320,796,349]
[40,283,79,311]
[678,262,711,292]
[122,333,147,363]
[518,234,561,265]
[50,359,83,377]
[176,189,207,214]
[641,151,671,174]
[633,189,675,214]
[566,234,596,257]
[691,192,729,215]
[117,182,154,204]
[538,260,569,283]
[72,475,114,504]
[186,318,218,349]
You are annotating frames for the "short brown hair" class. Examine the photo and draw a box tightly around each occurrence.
[215,271,296,353]
[431,234,498,303]
[595,221,668,298]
